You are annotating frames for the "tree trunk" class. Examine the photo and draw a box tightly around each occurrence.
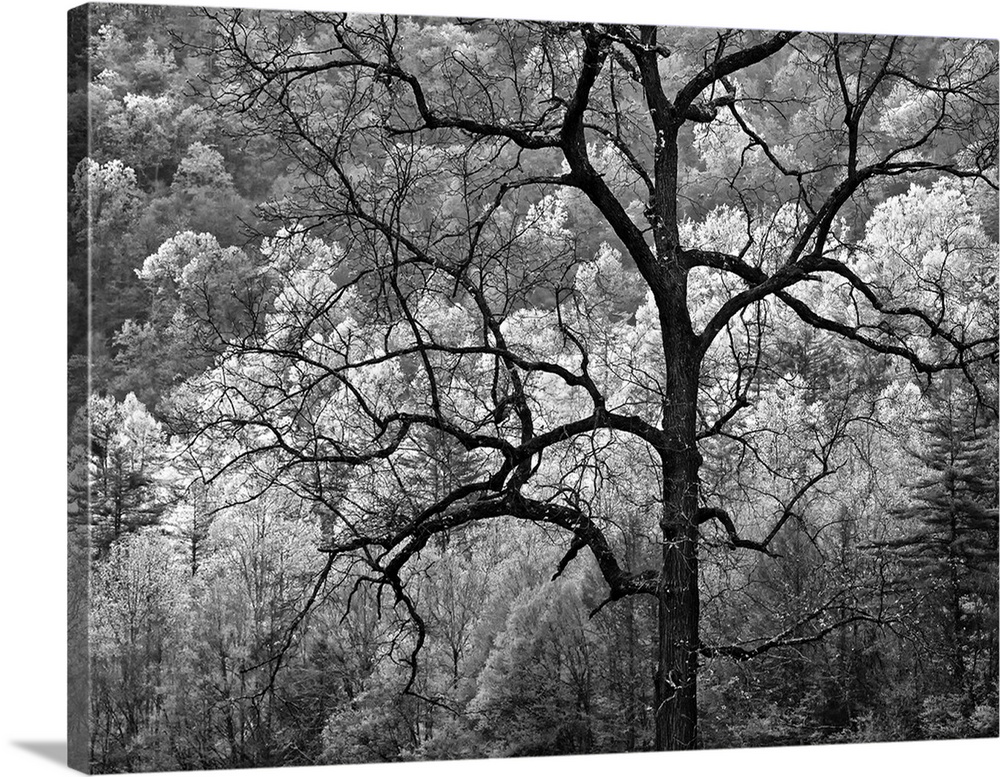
[655,481,700,749]
[653,295,702,750]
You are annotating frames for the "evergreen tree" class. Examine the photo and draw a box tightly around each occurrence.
[88,392,173,556]
[887,381,999,705]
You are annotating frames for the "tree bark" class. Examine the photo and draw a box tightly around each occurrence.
[655,471,701,749]
[653,284,702,750]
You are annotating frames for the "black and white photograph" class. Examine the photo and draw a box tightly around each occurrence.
[56,0,999,773]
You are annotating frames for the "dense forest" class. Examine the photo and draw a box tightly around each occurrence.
[68,4,999,772]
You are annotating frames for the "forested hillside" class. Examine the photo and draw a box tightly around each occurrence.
[68,4,998,772]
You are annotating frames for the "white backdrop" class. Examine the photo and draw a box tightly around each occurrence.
[2,1,997,775]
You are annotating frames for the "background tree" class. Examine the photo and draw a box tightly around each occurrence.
[87,392,173,556]
[884,380,998,716]
[89,532,186,772]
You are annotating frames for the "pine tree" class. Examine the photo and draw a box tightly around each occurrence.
[887,380,998,701]
[88,392,172,555]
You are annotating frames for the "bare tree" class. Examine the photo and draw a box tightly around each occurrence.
[182,13,998,750]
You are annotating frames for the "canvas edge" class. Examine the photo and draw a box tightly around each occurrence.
[68,3,93,773]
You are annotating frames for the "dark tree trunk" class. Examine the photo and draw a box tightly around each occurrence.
[655,473,701,749]
[653,284,702,750]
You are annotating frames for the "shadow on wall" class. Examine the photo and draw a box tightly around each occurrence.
[12,741,67,766]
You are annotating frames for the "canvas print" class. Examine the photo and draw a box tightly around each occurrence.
[67,2,999,772]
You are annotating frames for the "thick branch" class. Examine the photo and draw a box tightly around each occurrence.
[507,493,659,607]
[697,506,774,555]
[673,31,800,120]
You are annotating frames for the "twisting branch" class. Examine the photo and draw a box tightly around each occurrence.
[673,30,800,120]
[697,506,775,555]
[700,610,882,661]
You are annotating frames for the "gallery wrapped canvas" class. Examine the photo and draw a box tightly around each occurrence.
[68,1,999,772]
